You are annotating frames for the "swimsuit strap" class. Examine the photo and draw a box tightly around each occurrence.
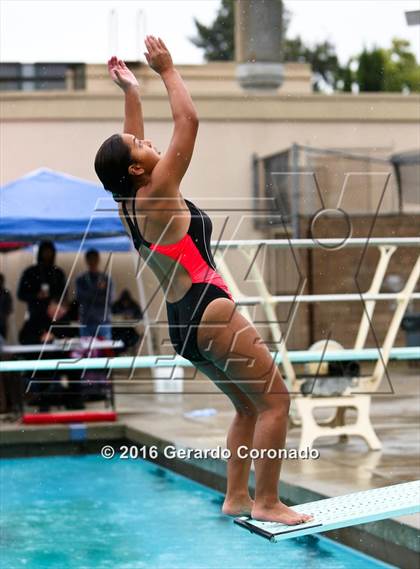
[122,201,148,249]
[130,199,148,245]
[122,200,150,249]
[123,197,197,249]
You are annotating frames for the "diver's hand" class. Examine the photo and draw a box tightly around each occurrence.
[144,36,173,75]
[108,56,139,91]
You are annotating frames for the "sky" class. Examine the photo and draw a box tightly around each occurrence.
[0,0,419,65]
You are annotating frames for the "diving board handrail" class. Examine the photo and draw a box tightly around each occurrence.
[214,237,419,450]
[214,238,419,394]
[211,237,420,249]
[354,245,396,350]
[1,347,418,373]
[370,254,420,390]
[235,292,420,304]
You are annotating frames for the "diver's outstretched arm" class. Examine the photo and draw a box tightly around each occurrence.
[144,36,198,193]
[108,56,144,139]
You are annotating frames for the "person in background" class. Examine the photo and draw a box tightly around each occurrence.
[19,298,83,412]
[0,275,15,416]
[76,249,114,339]
[17,240,66,342]
[0,273,13,341]
[111,289,143,350]
[19,299,77,345]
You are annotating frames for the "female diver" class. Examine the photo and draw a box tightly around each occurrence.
[94,36,312,525]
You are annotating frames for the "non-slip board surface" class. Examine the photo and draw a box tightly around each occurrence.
[234,480,420,541]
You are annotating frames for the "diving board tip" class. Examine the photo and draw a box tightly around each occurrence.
[234,480,420,541]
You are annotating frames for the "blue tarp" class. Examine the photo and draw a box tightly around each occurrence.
[0,168,131,252]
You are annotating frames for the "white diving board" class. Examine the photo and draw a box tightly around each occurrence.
[234,480,420,542]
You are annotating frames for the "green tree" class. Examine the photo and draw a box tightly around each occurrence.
[282,36,342,92]
[356,47,386,91]
[190,0,235,61]
[190,0,342,92]
[190,1,420,93]
[353,39,420,93]
[190,0,290,62]
[383,38,420,92]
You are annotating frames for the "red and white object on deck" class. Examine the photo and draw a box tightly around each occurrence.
[21,410,118,424]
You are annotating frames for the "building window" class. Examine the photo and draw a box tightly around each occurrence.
[0,63,85,91]
[0,63,21,91]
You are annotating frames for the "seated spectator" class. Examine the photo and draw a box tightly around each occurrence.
[112,289,143,350]
[19,299,78,345]
[19,299,83,412]
[76,249,114,340]
[0,273,13,341]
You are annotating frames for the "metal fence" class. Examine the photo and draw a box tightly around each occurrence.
[391,150,420,214]
[253,144,418,237]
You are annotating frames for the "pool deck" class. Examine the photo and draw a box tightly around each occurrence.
[1,361,419,568]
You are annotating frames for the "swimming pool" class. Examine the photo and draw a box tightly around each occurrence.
[0,454,395,569]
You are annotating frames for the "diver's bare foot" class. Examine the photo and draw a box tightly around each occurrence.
[252,501,314,525]
[222,495,254,516]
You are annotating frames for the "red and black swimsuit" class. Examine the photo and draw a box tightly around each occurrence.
[122,198,234,363]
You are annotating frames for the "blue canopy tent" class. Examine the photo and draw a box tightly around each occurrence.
[0,168,154,353]
[0,168,131,252]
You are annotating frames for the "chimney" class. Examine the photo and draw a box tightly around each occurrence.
[235,0,284,91]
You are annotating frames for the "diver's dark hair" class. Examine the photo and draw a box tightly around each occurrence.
[94,134,135,200]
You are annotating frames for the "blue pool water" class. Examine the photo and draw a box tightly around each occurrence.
[0,454,394,569]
